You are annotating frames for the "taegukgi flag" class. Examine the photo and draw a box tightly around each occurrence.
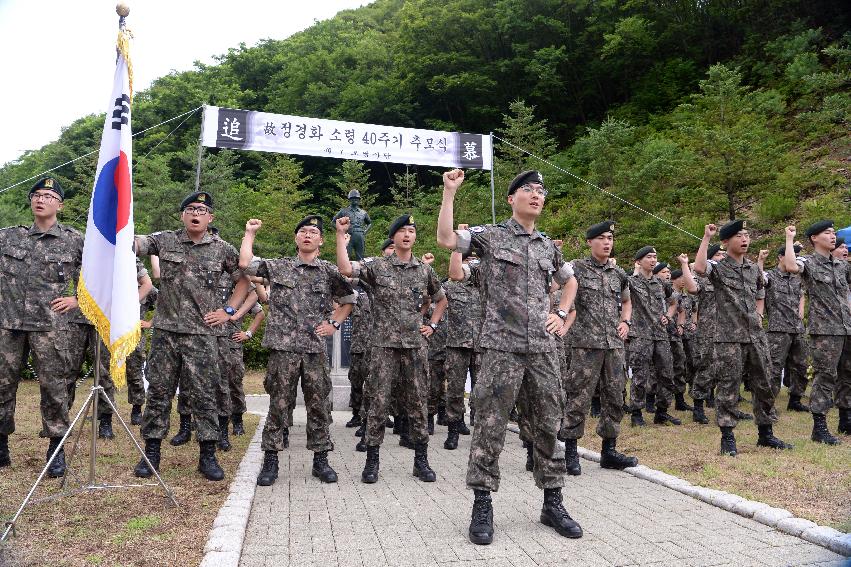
[77,29,139,388]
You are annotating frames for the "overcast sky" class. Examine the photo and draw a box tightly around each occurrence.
[0,0,371,166]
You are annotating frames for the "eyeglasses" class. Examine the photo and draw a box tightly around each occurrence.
[30,192,60,203]
[297,228,322,236]
[183,206,211,216]
[519,183,548,197]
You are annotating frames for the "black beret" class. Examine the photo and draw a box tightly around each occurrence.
[507,170,544,196]
[719,219,746,240]
[707,244,723,260]
[634,246,656,261]
[380,238,394,251]
[295,215,323,234]
[805,220,833,238]
[586,220,615,240]
[652,262,669,275]
[180,191,213,210]
[29,177,64,200]
[776,244,803,256]
[388,213,416,239]
[671,269,683,280]
[833,237,845,251]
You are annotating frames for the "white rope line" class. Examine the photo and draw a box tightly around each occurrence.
[492,134,701,241]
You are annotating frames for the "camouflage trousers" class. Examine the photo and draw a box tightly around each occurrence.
[348,350,369,411]
[561,348,627,440]
[64,324,116,419]
[627,338,674,411]
[262,350,333,452]
[359,357,400,422]
[177,336,238,417]
[125,331,147,407]
[808,334,851,414]
[365,346,429,447]
[141,330,220,443]
[444,347,481,423]
[0,328,70,438]
[466,348,566,492]
[682,337,697,390]
[690,335,716,400]
[714,339,776,428]
[428,358,446,414]
[670,339,690,395]
[766,332,809,399]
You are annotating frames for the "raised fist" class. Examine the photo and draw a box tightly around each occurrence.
[336,216,351,234]
[421,252,435,265]
[704,224,717,238]
[677,253,689,265]
[785,225,796,239]
[758,249,769,262]
[443,169,465,192]
[245,219,262,234]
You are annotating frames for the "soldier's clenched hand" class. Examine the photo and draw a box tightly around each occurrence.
[785,225,796,239]
[704,224,717,238]
[336,217,351,234]
[443,169,465,193]
[421,253,435,265]
[245,219,262,234]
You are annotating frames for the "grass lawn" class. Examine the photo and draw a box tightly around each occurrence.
[0,379,259,567]
[244,369,265,396]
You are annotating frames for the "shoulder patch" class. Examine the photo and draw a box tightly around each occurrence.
[470,225,485,233]
[708,259,718,265]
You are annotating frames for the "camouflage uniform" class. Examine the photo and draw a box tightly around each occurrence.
[135,229,242,443]
[247,256,355,452]
[443,279,483,423]
[701,256,776,428]
[0,222,83,438]
[127,263,157,407]
[764,268,809,398]
[351,253,444,447]
[680,292,698,391]
[794,253,851,414]
[561,257,631,440]
[669,290,691,396]
[691,276,717,401]
[455,218,574,492]
[427,307,448,415]
[64,320,114,418]
[348,283,371,414]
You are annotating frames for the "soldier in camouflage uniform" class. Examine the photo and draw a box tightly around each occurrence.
[690,244,724,424]
[226,284,265,436]
[347,278,371,431]
[132,191,249,482]
[242,215,355,486]
[764,245,810,413]
[694,220,791,456]
[337,213,446,484]
[669,269,695,412]
[426,301,448,435]
[438,169,582,545]
[127,265,157,426]
[782,222,851,442]
[0,177,82,477]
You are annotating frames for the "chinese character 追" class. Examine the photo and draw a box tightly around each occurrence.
[462,141,479,161]
[221,117,243,141]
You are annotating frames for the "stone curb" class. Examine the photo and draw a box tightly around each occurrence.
[199,415,267,567]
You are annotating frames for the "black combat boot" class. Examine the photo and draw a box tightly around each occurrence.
[509,407,519,422]
[839,408,851,435]
[457,416,471,435]
[385,416,395,429]
[675,393,693,411]
[644,393,656,413]
[399,416,415,449]
[198,440,225,481]
[706,392,715,408]
[600,438,638,469]
[345,411,361,428]
[312,451,338,483]
[720,426,737,456]
[787,395,809,413]
[169,413,192,446]
[46,437,66,478]
[130,404,143,426]
[654,410,682,426]
[133,438,161,478]
[436,405,448,426]
[630,409,646,427]
[232,412,245,436]
[217,416,232,452]
[564,439,581,476]
[427,413,435,435]
[444,421,459,450]
[361,445,379,483]
[355,422,366,438]
[413,443,436,482]
[282,427,289,449]
[540,488,583,539]
[392,415,402,435]
[355,436,367,452]
[692,399,709,424]
[811,413,840,445]
[469,407,475,426]
[256,451,279,486]
[469,490,494,545]
[757,424,793,450]
[525,442,534,472]
[98,414,115,439]
[0,434,10,467]
[590,396,601,418]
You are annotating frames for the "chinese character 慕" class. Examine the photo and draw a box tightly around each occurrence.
[462,142,479,161]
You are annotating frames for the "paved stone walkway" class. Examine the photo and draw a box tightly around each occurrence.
[239,402,847,567]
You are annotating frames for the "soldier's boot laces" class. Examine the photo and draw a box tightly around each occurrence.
[600,437,638,470]
[312,451,338,483]
[590,396,601,418]
[630,409,646,427]
[525,443,534,472]
[437,405,448,426]
[345,411,361,428]
[232,412,245,436]
[412,443,436,482]
[540,488,583,539]
[468,490,494,545]
[217,416,232,452]
[361,445,380,484]
[720,426,737,456]
[282,427,290,449]
[133,438,161,478]
[839,408,851,435]
[644,393,656,413]
[0,434,11,467]
[653,410,682,426]
[98,414,115,440]
[756,424,793,450]
[169,413,192,446]
[46,437,66,478]
[564,438,581,476]
[355,422,366,438]
[692,399,709,424]
[732,408,753,421]
[457,415,471,435]
[427,414,435,435]
[198,440,225,481]
[444,421,459,450]
[130,404,143,426]
[787,395,809,412]
[675,393,694,411]
[256,451,279,486]
[811,413,841,445]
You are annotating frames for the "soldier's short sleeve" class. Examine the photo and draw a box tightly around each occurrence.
[552,247,574,286]
[352,260,376,288]
[795,256,808,277]
[619,269,631,302]
[135,233,161,257]
[249,302,263,315]
[328,264,356,305]
[455,226,490,258]
[426,265,446,303]
[136,258,149,281]
[222,242,241,275]
[244,256,267,279]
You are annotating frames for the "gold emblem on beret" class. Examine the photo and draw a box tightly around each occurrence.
[408,215,414,224]
[741,221,746,229]
[309,218,318,225]
[198,194,206,202]
[609,224,615,231]
[44,178,54,188]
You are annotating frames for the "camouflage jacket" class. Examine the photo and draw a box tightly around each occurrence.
[679,291,698,339]
[349,285,372,354]
[352,253,444,349]
[796,252,851,335]
[444,279,483,350]
[427,306,447,361]
[569,256,630,350]
[248,256,355,353]
[135,228,242,335]
[764,268,805,334]
[694,275,716,339]
[550,288,574,349]
[455,218,573,354]
[628,273,673,341]
[0,222,83,332]
[701,255,766,343]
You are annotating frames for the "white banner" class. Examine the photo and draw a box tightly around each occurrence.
[201,105,492,170]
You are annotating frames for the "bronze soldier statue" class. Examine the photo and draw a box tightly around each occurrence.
[332,190,372,260]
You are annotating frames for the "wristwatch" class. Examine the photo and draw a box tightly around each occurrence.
[330,319,341,330]
[622,319,632,327]
[556,309,568,320]
[244,330,253,339]
[224,306,236,316]
[429,322,438,331]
